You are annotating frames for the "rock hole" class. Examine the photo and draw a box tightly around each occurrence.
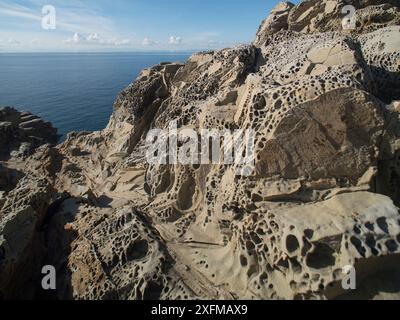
[385,239,398,253]
[126,240,149,261]
[377,217,389,234]
[306,243,335,269]
[350,236,366,258]
[143,281,163,300]
[286,235,300,253]
[240,255,248,267]
[304,229,314,239]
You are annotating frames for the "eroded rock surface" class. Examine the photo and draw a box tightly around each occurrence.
[0,107,58,160]
[1,0,400,300]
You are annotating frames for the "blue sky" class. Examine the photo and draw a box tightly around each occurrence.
[0,0,298,52]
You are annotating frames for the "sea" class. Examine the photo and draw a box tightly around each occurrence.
[0,52,191,139]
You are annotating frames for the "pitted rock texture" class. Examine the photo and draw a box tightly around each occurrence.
[0,176,55,299]
[1,0,400,300]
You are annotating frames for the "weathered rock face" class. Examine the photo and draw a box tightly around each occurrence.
[1,0,400,300]
[0,177,55,299]
[255,2,295,46]
[0,107,58,160]
[255,0,400,46]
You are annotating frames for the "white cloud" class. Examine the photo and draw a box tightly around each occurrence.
[7,37,20,45]
[115,39,132,46]
[63,32,133,47]
[63,32,85,44]
[0,1,230,51]
[142,37,156,46]
[168,36,182,45]
[87,32,100,42]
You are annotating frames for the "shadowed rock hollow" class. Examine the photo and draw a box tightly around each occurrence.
[1,0,400,300]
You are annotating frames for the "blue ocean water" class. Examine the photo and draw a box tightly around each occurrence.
[0,53,190,138]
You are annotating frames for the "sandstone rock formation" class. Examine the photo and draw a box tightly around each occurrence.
[0,107,58,160]
[1,0,400,300]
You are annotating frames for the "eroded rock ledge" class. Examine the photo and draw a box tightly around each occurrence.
[1,0,400,300]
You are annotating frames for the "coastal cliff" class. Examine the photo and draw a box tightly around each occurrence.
[1,0,400,300]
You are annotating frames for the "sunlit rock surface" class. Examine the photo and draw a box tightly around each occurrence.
[1,0,400,300]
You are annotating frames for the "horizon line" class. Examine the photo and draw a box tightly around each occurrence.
[0,49,227,54]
